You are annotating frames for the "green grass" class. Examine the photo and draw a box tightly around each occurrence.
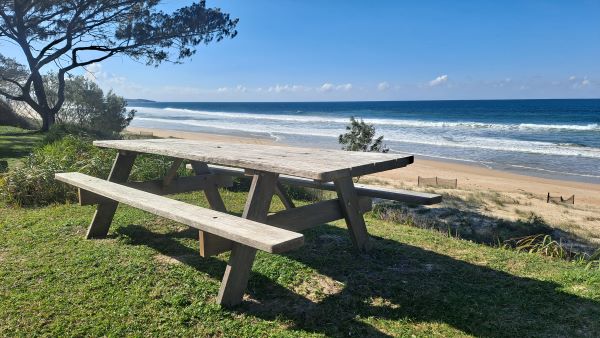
[1,191,599,337]
[0,126,44,168]
[1,125,599,336]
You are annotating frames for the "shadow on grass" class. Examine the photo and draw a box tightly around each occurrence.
[0,131,42,161]
[115,223,600,337]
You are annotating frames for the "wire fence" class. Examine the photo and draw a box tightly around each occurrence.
[547,193,575,205]
[417,176,458,188]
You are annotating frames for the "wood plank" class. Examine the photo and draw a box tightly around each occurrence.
[190,161,233,257]
[79,188,107,206]
[55,172,304,253]
[79,176,232,206]
[162,158,184,187]
[334,175,372,252]
[86,151,136,239]
[94,139,414,181]
[266,196,372,232]
[242,172,279,222]
[187,164,441,205]
[126,175,233,196]
[217,172,279,306]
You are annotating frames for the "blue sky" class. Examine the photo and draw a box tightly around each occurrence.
[4,0,600,101]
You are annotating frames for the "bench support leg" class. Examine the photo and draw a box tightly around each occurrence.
[217,171,278,306]
[191,162,234,257]
[334,176,371,253]
[86,151,137,239]
[274,181,295,209]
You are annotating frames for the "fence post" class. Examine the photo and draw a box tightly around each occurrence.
[546,192,550,203]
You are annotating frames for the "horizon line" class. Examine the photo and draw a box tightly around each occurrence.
[125,97,600,104]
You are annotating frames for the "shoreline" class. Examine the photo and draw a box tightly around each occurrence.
[126,126,600,247]
[126,126,600,205]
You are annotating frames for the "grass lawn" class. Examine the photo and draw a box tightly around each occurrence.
[0,126,43,168]
[0,126,599,336]
[1,189,599,337]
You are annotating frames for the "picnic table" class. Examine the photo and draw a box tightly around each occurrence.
[56,138,439,306]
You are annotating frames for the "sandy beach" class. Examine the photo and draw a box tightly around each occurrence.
[126,126,600,248]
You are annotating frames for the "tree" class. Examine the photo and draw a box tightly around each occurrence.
[0,0,238,131]
[46,74,134,134]
[338,116,389,153]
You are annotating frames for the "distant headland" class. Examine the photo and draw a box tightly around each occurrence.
[125,98,157,103]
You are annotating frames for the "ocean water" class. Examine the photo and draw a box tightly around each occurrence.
[128,99,600,183]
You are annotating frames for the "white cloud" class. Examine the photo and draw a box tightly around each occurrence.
[377,81,390,91]
[318,83,352,92]
[268,84,308,93]
[569,76,592,88]
[319,83,334,92]
[429,74,448,87]
[84,63,106,82]
[336,83,352,91]
[217,85,248,93]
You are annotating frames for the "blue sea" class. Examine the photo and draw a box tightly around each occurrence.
[128,99,600,183]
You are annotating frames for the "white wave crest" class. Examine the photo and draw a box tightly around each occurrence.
[130,106,600,132]
[132,116,600,159]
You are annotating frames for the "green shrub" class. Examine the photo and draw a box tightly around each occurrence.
[338,116,388,153]
[0,135,113,206]
[0,135,190,206]
[45,74,135,135]
[41,123,113,144]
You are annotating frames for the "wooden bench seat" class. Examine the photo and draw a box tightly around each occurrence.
[55,172,304,254]
[188,164,442,205]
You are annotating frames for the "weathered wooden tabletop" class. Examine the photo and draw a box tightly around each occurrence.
[94,139,414,181]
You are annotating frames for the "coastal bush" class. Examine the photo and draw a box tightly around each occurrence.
[41,123,112,144]
[0,135,190,206]
[0,135,114,206]
[45,74,135,136]
[338,116,388,152]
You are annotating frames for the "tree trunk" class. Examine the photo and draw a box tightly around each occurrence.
[40,108,55,132]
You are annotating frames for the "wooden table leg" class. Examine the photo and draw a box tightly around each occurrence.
[274,181,295,210]
[333,175,372,252]
[217,171,278,306]
[190,162,232,256]
[86,151,137,239]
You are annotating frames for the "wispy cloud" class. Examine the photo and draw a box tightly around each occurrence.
[84,63,106,82]
[319,83,334,92]
[268,84,308,93]
[217,85,248,93]
[377,81,390,91]
[319,82,352,92]
[429,74,448,87]
[336,83,352,91]
[569,75,592,88]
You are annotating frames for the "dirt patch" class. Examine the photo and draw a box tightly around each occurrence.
[293,274,344,303]
[154,253,183,265]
